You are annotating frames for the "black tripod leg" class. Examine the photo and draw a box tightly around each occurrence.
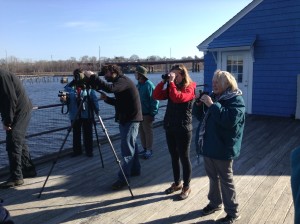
[37,127,72,198]
[97,115,134,199]
[38,97,86,199]
[93,119,104,168]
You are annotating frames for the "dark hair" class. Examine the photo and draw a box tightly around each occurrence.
[73,68,83,77]
[100,64,122,76]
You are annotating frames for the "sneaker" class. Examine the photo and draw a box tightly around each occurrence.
[218,214,241,223]
[202,204,222,216]
[111,180,127,190]
[138,149,146,156]
[143,150,153,159]
[179,186,191,200]
[0,179,24,189]
[165,182,183,194]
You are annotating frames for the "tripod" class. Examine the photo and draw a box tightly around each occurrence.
[38,94,104,198]
[96,113,134,198]
[38,92,134,199]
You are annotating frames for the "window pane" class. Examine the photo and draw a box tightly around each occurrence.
[227,55,243,83]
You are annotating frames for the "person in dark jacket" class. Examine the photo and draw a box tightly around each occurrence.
[195,69,245,223]
[85,65,143,190]
[153,64,196,200]
[60,68,99,157]
[134,65,159,160]
[0,69,37,189]
[291,146,300,224]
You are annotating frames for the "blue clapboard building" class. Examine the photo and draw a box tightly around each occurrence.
[197,0,300,117]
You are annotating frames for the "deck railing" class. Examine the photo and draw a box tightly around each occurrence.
[0,85,204,169]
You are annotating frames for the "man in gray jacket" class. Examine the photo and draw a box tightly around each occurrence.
[0,68,36,188]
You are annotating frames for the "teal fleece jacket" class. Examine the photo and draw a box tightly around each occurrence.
[198,95,245,160]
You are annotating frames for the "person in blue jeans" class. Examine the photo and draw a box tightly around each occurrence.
[84,65,143,190]
[60,68,99,157]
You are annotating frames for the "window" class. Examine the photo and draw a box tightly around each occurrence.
[226,55,243,83]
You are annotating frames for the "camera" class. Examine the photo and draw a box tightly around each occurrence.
[58,91,69,98]
[161,73,170,80]
[196,90,209,103]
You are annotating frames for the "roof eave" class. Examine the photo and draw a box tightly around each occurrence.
[197,0,264,52]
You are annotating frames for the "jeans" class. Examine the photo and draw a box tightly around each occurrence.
[118,122,141,182]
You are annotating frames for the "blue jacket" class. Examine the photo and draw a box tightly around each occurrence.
[291,146,300,224]
[198,95,245,160]
[64,82,99,121]
[136,80,159,117]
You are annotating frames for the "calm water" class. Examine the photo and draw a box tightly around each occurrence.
[0,72,204,168]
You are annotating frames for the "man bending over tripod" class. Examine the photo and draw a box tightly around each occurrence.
[85,65,143,190]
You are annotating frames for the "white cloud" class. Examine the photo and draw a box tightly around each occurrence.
[63,21,101,30]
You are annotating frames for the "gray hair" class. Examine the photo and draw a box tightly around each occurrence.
[213,69,238,92]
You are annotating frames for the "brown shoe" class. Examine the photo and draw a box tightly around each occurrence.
[179,186,191,200]
[165,182,183,194]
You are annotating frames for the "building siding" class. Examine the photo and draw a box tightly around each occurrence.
[203,0,300,117]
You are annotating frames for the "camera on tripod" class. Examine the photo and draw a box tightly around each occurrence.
[58,91,69,98]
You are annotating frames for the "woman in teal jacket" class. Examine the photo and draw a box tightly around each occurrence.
[61,69,99,157]
[195,70,245,223]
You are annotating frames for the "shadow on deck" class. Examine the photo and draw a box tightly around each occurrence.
[0,115,299,224]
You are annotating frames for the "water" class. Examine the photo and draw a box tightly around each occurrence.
[0,72,204,168]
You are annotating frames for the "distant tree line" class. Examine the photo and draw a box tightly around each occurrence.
[0,54,201,75]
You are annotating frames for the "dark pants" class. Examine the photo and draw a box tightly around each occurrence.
[6,111,35,180]
[72,118,93,155]
[165,129,192,187]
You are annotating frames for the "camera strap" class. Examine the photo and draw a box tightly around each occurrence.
[61,103,69,114]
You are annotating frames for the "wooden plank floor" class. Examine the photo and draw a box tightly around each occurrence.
[0,115,299,224]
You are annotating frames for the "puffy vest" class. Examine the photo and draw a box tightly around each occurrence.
[163,98,194,132]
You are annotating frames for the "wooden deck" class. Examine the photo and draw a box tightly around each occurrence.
[0,115,299,224]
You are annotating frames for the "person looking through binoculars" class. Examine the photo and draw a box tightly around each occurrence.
[153,64,196,200]
[84,64,143,190]
[60,68,99,157]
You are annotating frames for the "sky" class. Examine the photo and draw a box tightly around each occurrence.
[0,0,253,61]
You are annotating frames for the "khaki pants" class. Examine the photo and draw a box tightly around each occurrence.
[139,115,154,150]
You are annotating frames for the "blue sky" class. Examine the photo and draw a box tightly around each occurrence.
[0,0,253,61]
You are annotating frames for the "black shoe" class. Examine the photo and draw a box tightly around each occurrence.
[111,180,127,190]
[86,153,93,157]
[218,214,241,223]
[131,171,141,177]
[0,179,24,189]
[71,152,82,157]
[23,169,37,178]
[202,204,222,216]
